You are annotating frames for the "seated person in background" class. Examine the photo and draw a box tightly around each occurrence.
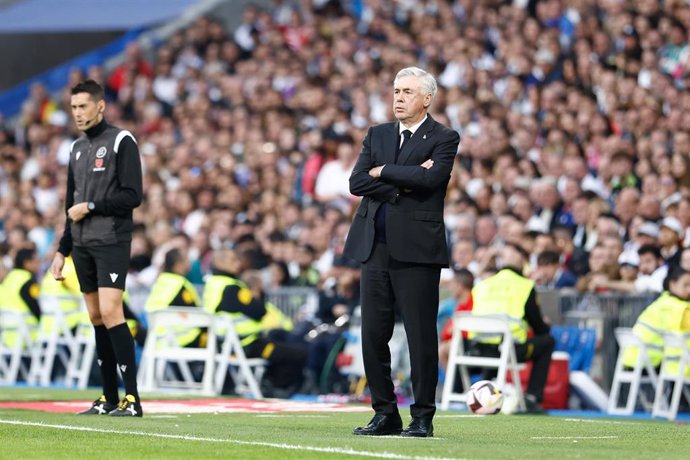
[438,269,474,371]
[144,248,202,348]
[470,243,554,414]
[589,244,666,293]
[40,255,90,334]
[622,267,690,371]
[576,244,621,292]
[300,258,360,394]
[2,247,42,348]
[204,248,307,397]
[617,250,640,283]
[531,250,577,289]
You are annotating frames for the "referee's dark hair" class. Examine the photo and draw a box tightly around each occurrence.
[71,79,104,101]
[14,247,36,269]
[163,248,183,273]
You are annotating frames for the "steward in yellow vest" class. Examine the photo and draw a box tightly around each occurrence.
[470,243,555,413]
[1,248,42,347]
[39,256,90,334]
[622,267,690,376]
[204,248,306,395]
[145,248,202,347]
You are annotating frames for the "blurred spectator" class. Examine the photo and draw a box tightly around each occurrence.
[659,216,685,267]
[576,244,620,293]
[591,244,666,294]
[532,250,577,289]
[3,2,690,392]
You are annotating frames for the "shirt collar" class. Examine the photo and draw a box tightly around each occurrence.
[399,115,427,136]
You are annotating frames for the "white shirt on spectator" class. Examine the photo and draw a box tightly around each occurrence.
[314,159,353,203]
[634,265,667,293]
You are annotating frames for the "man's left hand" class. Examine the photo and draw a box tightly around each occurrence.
[67,202,90,222]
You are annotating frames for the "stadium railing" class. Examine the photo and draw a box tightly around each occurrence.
[266,287,319,323]
[538,290,657,391]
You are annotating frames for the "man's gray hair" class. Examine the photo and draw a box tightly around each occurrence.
[395,67,438,98]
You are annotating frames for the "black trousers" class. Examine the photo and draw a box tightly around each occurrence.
[473,333,555,402]
[245,336,308,389]
[360,242,440,419]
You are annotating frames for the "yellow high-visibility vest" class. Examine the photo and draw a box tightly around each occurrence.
[622,292,690,376]
[39,256,89,333]
[1,268,39,346]
[145,272,201,347]
[204,275,273,346]
[470,269,533,344]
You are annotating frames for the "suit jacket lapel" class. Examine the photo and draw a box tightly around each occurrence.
[380,122,398,164]
[396,115,436,165]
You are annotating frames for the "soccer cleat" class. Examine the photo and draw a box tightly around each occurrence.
[77,395,118,415]
[108,394,143,417]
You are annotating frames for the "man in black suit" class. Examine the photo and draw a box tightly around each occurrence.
[344,67,460,437]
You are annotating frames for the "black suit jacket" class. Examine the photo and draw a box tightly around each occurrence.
[344,115,460,266]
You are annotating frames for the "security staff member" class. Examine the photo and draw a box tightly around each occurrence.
[470,243,555,413]
[203,248,307,395]
[622,267,690,373]
[2,248,41,348]
[145,248,202,348]
[50,79,143,417]
[40,255,90,334]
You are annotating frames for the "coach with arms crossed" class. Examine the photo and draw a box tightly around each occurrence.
[345,67,460,437]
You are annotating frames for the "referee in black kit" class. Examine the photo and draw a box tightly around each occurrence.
[50,80,144,417]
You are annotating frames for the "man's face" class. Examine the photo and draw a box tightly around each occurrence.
[537,263,558,282]
[393,75,431,126]
[70,92,103,131]
[658,226,679,247]
[638,252,659,275]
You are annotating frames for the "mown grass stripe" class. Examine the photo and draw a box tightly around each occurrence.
[0,419,461,460]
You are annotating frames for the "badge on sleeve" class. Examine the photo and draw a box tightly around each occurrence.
[182,289,194,305]
[29,283,40,299]
[237,288,253,305]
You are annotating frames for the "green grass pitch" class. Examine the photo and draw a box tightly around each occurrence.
[0,387,688,459]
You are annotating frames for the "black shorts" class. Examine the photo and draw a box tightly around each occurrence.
[72,242,131,292]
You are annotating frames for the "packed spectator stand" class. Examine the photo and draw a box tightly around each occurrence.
[1,0,690,409]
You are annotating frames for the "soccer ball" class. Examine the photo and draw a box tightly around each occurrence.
[466,380,504,415]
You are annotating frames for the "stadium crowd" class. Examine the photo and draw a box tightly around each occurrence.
[2,0,690,392]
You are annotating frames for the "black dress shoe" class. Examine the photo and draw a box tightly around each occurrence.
[353,414,403,436]
[401,417,434,437]
[522,395,546,415]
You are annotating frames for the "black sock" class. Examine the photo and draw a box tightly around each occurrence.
[108,322,140,401]
[94,325,119,404]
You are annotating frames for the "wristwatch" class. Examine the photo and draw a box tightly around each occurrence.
[87,202,95,211]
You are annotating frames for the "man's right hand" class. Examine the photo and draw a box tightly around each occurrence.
[51,253,66,281]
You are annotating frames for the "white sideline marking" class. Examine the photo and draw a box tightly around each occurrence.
[531,436,618,440]
[0,419,461,460]
[563,418,639,426]
[255,414,330,418]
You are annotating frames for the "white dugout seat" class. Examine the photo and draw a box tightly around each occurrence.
[440,312,526,412]
[607,327,659,416]
[652,332,690,420]
[138,307,266,398]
